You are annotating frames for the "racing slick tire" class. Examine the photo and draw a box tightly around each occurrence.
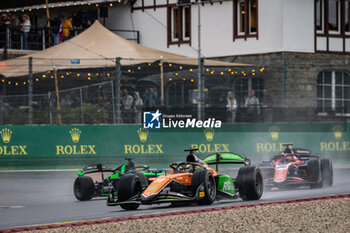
[192,169,216,205]
[307,159,323,188]
[321,159,333,187]
[236,166,263,201]
[74,176,95,201]
[117,174,142,210]
[134,172,148,187]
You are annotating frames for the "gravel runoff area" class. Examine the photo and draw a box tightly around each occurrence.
[27,198,350,233]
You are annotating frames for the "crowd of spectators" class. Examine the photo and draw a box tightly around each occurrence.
[225,89,274,123]
[121,87,159,124]
[0,12,95,50]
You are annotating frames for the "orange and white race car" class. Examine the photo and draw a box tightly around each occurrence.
[107,148,263,210]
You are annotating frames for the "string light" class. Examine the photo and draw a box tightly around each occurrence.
[77,73,80,77]
[42,74,46,78]
[182,78,186,81]
[128,69,131,72]
[220,72,224,75]
[228,69,231,72]
[175,73,178,76]
[88,77,91,80]
[15,82,18,86]
[8,81,11,84]
[169,64,172,67]
[35,78,39,82]
[61,75,64,79]
[169,78,172,81]
[206,68,209,72]
[138,67,141,70]
[88,73,91,76]
[66,72,70,75]
[51,76,53,79]
[190,69,193,72]
[179,66,183,70]
[191,79,194,82]
[110,3,113,6]
[23,82,26,85]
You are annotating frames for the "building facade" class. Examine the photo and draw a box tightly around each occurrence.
[99,0,350,117]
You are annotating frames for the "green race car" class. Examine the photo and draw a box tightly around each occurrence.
[73,158,163,201]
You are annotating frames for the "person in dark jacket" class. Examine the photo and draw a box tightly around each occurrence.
[261,89,274,122]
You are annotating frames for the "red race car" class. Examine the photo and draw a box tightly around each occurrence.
[258,144,333,190]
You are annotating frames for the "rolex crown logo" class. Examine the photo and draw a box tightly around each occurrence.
[70,128,81,143]
[269,126,280,141]
[137,128,149,143]
[204,128,215,142]
[332,125,343,140]
[0,128,12,143]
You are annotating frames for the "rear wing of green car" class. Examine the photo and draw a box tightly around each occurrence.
[203,152,251,170]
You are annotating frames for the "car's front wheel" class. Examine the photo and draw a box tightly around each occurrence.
[74,176,95,201]
[117,174,142,210]
[236,166,263,201]
[192,169,216,205]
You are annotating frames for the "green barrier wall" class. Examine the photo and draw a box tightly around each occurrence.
[0,122,349,169]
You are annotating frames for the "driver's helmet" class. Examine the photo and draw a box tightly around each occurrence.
[284,148,292,153]
[186,154,197,163]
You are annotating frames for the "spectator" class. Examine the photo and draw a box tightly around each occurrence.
[61,94,72,107]
[20,14,31,50]
[245,90,260,122]
[226,91,237,123]
[261,89,274,122]
[0,13,11,48]
[122,88,133,123]
[218,92,226,107]
[51,15,63,45]
[84,19,93,29]
[133,91,143,124]
[143,87,158,108]
[62,16,73,41]
[10,14,19,30]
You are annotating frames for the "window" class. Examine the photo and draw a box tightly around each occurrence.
[317,71,350,115]
[168,6,191,46]
[315,0,347,34]
[328,0,340,34]
[346,0,350,33]
[316,0,323,32]
[234,0,258,39]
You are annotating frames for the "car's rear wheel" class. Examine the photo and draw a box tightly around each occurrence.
[117,174,142,210]
[192,169,216,205]
[74,176,95,201]
[321,159,333,187]
[134,172,148,187]
[307,159,323,188]
[236,166,263,201]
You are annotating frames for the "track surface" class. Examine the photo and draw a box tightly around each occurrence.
[0,168,350,230]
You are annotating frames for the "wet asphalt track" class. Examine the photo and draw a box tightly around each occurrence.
[0,168,350,230]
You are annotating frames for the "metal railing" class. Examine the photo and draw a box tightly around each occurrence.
[0,26,140,52]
